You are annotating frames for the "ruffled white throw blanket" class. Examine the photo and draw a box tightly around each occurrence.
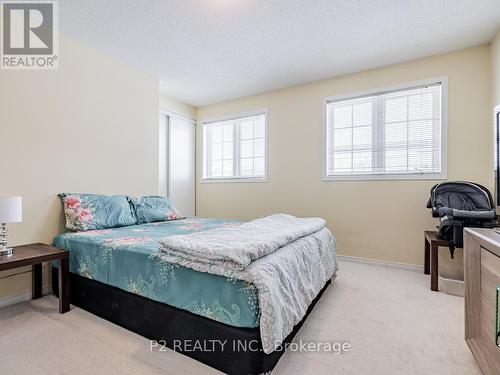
[157,214,337,354]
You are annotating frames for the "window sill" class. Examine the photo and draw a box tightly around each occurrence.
[200,177,268,184]
[322,172,447,181]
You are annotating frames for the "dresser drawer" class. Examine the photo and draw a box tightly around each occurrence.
[479,248,500,348]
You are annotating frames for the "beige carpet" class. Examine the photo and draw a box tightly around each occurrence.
[0,260,481,375]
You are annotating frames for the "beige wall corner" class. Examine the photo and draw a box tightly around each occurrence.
[159,93,196,119]
[0,34,160,301]
[493,29,500,108]
[196,45,492,267]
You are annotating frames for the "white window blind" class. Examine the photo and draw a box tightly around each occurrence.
[202,112,267,181]
[325,80,445,179]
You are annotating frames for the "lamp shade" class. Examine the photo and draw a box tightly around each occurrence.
[0,197,22,223]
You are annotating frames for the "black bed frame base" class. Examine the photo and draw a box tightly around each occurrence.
[52,267,331,375]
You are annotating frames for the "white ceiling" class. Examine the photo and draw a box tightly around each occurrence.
[60,0,500,107]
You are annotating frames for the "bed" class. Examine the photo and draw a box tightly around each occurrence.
[52,216,336,375]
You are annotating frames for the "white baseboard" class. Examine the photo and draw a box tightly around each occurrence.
[337,254,424,273]
[0,286,51,310]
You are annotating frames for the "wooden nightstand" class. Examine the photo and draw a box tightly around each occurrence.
[0,243,70,313]
[424,231,450,292]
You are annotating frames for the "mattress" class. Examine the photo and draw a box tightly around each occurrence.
[52,218,260,328]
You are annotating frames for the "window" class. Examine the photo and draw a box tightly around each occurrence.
[324,78,447,180]
[202,111,267,181]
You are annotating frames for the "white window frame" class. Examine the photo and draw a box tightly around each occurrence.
[322,76,448,181]
[200,109,269,183]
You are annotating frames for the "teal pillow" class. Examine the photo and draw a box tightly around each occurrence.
[59,193,136,231]
[127,196,184,224]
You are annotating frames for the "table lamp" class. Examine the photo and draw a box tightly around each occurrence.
[0,197,22,256]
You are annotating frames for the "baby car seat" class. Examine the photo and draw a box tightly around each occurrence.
[426,181,497,258]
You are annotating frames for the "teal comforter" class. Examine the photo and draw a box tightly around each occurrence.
[53,218,260,328]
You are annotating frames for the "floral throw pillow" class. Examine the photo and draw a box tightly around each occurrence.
[60,194,137,231]
[127,196,185,224]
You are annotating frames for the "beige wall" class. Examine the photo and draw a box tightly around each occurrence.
[160,93,196,119]
[196,45,492,266]
[0,36,495,304]
[0,34,160,299]
[493,30,500,108]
